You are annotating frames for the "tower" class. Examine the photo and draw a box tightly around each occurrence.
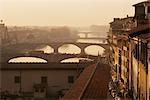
[0,20,10,45]
[133,1,150,26]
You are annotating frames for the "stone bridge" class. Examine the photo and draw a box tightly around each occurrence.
[2,52,98,63]
[10,42,109,54]
[1,42,109,63]
[1,62,94,70]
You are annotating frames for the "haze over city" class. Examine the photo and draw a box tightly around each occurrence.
[1,0,142,26]
[0,0,150,100]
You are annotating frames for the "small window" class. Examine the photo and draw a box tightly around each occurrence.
[35,88,39,92]
[148,6,150,13]
[40,88,45,93]
[14,76,21,83]
[41,76,47,84]
[68,76,74,83]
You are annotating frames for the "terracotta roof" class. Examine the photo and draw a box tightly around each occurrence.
[81,63,111,99]
[62,64,97,99]
[62,63,111,99]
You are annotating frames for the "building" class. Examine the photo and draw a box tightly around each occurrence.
[108,16,136,98]
[62,62,111,99]
[133,1,150,26]
[129,1,150,99]
[0,62,91,99]
[0,20,9,45]
[129,25,150,100]
[108,1,150,100]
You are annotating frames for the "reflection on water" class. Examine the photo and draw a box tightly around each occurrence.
[77,33,103,38]
[78,33,86,38]
[77,39,106,44]
[85,45,104,56]
[12,34,106,63]
[58,44,81,54]
[35,45,54,54]
[8,57,47,63]
[61,58,94,63]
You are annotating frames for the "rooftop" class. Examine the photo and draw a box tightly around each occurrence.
[133,1,150,6]
[62,63,111,99]
[0,62,94,70]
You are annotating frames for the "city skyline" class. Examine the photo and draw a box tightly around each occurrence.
[0,0,143,26]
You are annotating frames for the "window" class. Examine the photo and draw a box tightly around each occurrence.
[115,64,117,72]
[140,42,147,66]
[68,76,74,83]
[148,6,150,13]
[118,50,122,66]
[134,44,139,60]
[40,88,44,93]
[149,89,150,99]
[119,66,121,75]
[14,76,21,83]
[41,76,47,84]
[35,88,39,92]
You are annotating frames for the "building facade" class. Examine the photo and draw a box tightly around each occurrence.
[129,32,149,100]
[108,1,150,100]
[0,63,87,99]
[108,16,136,98]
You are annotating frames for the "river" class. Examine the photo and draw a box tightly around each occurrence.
[9,33,106,63]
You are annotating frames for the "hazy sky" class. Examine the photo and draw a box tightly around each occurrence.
[0,0,143,26]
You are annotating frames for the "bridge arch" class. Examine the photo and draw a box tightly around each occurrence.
[58,44,81,54]
[60,57,94,63]
[84,45,105,56]
[8,56,48,63]
[35,44,54,54]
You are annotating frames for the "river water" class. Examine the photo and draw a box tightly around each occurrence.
[9,33,106,63]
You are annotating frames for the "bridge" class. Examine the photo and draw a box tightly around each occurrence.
[1,62,94,69]
[78,31,107,41]
[79,37,107,40]
[8,42,109,54]
[5,53,100,63]
[1,42,109,63]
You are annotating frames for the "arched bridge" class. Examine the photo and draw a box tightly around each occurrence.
[13,42,109,54]
[2,42,109,63]
[5,53,98,63]
[78,31,107,41]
